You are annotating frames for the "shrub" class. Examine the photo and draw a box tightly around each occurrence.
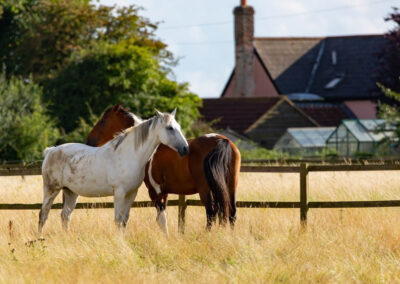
[0,72,59,161]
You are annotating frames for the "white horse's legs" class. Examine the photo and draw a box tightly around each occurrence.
[61,188,79,231]
[114,188,139,228]
[156,208,169,235]
[38,186,60,234]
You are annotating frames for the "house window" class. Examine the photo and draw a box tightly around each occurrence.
[325,75,344,89]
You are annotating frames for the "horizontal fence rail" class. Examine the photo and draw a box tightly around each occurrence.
[308,200,400,208]
[0,200,180,210]
[3,157,400,166]
[0,168,41,176]
[242,157,400,164]
[1,163,400,232]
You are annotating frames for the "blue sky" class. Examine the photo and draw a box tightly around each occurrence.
[98,0,399,98]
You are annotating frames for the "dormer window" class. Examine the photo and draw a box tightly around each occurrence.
[325,75,344,89]
[331,50,337,65]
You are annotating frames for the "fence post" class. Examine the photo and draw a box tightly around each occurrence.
[178,195,186,234]
[300,163,309,226]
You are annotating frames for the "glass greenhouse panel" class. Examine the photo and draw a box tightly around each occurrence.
[368,131,386,141]
[306,132,325,147]
[288,128,334,147]
[275,133,293,148]
[359,142,374,153]
[320,129,335,140]
[335,125,347,139]
[359,119,385,131]
[338,142,348,155]
[292,130,313,147]
[343,120,373,142]
[349,142,359,154]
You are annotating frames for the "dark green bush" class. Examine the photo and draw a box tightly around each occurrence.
[0,72,59,161]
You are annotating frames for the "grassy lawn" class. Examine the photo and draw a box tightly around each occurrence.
[0,171,400,283]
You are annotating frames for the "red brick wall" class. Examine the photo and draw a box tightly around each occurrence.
[223,56,279,98]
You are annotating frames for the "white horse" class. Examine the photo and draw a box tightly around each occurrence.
[39,109,188,233]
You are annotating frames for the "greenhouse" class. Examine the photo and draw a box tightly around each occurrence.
[274,127,335,155]
[326,119,394,156]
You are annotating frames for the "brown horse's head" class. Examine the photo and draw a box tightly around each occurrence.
[86,104,141,147]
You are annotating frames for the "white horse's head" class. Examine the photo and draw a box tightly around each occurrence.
[155,109,189,157]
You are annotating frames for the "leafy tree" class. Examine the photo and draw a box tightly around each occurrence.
[0,0,34,74]
[43,41,201,134]
[378,84,400,151]
[0,0,172,80]
[376,7,400,94]
[376,8,400,152]
[0,0,201,144]
[61,109,101,144]
[0,71,59,161]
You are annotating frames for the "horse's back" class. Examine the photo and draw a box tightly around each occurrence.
[42,143,110,194]
[43,143,96,174]
[189,134,239,164]
[144,134,240,196]
[43,143,97,168]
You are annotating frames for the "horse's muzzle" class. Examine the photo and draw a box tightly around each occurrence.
[178,145,189,157]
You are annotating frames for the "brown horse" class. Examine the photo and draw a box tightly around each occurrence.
[86,104,142,147]
[86,105,241,233]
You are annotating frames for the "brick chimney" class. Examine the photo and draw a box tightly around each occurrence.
[233,0,255,97]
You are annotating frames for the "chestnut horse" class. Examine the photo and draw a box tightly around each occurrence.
[86,105,241,233]
[86,104,142,147]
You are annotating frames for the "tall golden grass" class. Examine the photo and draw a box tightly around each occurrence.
[1,171,400,283]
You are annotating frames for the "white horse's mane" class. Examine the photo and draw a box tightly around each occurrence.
[110,115,165,151]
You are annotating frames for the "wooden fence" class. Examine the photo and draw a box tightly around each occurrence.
[1,163,400,233]
[2,157,400,167]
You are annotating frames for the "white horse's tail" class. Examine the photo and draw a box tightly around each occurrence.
[42,146,55,171]
[43,146,55,158]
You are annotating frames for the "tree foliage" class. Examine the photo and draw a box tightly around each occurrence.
[376,7,400,93]
[377,8,400,152]
[378,84,400,150]
[0,0,172,80]
[43,41,201,133]
[0,0,201,148]
[0,71,59,161]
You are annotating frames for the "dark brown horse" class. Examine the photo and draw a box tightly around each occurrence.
[86,105,241,233]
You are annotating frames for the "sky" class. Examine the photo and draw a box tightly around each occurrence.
[98,0,400,98]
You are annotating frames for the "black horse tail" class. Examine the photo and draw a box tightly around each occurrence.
[203,138,232,224]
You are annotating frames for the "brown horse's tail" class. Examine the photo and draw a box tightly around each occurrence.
[203,138,232,224]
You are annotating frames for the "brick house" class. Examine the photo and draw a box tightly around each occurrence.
[200,0,387,148]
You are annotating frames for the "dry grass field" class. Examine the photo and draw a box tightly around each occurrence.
[1,171,400,283]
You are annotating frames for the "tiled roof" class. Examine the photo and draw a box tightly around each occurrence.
[296,102,355,126]
[254,35,387,100]
[200,97,282,133]
[254,37,322,94]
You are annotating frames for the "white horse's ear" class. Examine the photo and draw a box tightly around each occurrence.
[155,109,163,118]
[171,108,177,117]
[130,113,142,125]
